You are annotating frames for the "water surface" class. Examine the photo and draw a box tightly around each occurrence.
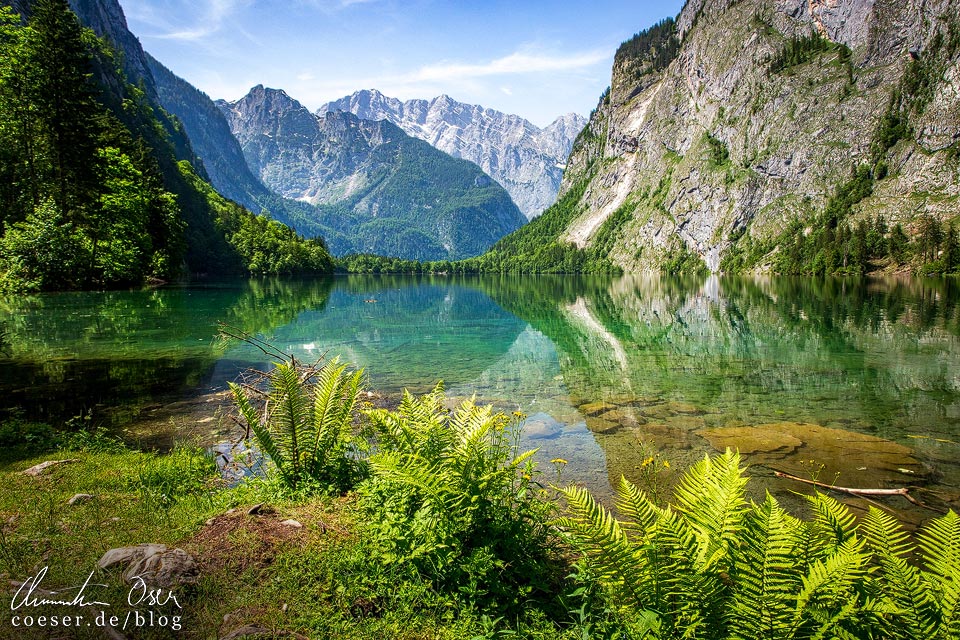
[2,274,958,518]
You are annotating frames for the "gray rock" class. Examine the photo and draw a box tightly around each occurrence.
[22,459,79,477]
[279,519,303,529]
[98,544,199,588]
[557,0,960,273]
[67,493,94,505]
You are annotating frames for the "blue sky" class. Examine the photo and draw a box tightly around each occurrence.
[120,0,684,127]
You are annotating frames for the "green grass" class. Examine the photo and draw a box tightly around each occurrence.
[0,437,582,638]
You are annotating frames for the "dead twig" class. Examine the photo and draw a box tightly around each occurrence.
[773,470,947,514]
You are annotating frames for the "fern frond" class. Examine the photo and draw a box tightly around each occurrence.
[727,493,804,640]
[791,536,869,637]
[807,491,858,554]
[311,359,362,457]
[267,361,311,480]
[672,449,748,569]
[231,381,290,484]
[862,506,937,637]
[615,476,661,538]
[558,485,647,610]
[917,510,960,636]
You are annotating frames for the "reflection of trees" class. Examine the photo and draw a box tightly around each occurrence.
[0,277,335,423]
[482,274,960,438]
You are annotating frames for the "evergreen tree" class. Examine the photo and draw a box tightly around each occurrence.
[889,223,909,265]
[944,222,959,274]
[917,215,944,263]
[24,0,104,221]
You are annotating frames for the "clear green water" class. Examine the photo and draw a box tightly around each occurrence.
[2,274,958,517]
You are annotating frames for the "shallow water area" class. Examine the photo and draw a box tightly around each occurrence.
[2,273,958,522]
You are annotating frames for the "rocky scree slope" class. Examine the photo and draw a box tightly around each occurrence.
[549,0,959,273]
[219,86,526,260]
[320,89,587,220]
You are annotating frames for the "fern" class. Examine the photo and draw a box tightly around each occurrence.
[863,506,937,637]
[230,357,364,492]
[555,451,949,640]
[359,387,556,613]
[727,493,804,639]
[918,511,960,637]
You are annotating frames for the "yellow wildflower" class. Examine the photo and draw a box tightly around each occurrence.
[550,458,568,465]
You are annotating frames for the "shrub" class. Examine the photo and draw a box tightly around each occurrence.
[359,384,560,614]
[230,357,365,494]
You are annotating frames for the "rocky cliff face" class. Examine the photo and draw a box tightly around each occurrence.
[220,86,526,260]
[555,0,959,272]
[145,54,275,214]
[319,89,587,219]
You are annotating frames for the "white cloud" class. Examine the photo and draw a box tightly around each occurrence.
[409,49,609,82]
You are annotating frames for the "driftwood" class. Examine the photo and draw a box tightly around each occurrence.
[773,470,946,513]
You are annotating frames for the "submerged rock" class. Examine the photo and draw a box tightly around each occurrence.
[522,413,564,439]
[696,422,925,486]
[586,417,620,434]
[579,401,618,417]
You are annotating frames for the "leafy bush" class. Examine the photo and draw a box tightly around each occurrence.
[231,357,365,493]
[558,449,960,639]
[359,384,560,614]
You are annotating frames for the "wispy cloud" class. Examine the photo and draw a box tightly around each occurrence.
[409,49,609,82]
[131,0,250,42]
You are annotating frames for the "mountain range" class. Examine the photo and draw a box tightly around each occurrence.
[217,86,526,260]
[320,89,586,219]
[29,0,576,263]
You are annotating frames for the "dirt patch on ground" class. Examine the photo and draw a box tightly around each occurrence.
[185,509,308,576]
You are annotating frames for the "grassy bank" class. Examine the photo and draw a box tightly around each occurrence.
[0,438,576,639]
[1,360,959,639]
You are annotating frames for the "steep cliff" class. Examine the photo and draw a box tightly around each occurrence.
[534,0,959,272]
[320,89,586,219]
[220,86,526,260]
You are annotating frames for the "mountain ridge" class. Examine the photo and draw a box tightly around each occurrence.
[493,0,960,274]
[219,85,527,260]
[319,89,586,219]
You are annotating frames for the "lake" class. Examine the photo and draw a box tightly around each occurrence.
[2,274,958,520]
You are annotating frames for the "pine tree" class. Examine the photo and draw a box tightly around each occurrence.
[889,223,909,264]
[24,0,104,222]
[944,222,959,274]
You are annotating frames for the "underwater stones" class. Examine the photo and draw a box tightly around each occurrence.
[586,417,620,434]
[522,413,564,439]
[579,401,618,417]
[667,401,705,416]
[642,405,675,420]
[607,394,663,407]
[698,427,803,455]
[598,408,647,428]
[696,422,925,486]
[664,415,707,431]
